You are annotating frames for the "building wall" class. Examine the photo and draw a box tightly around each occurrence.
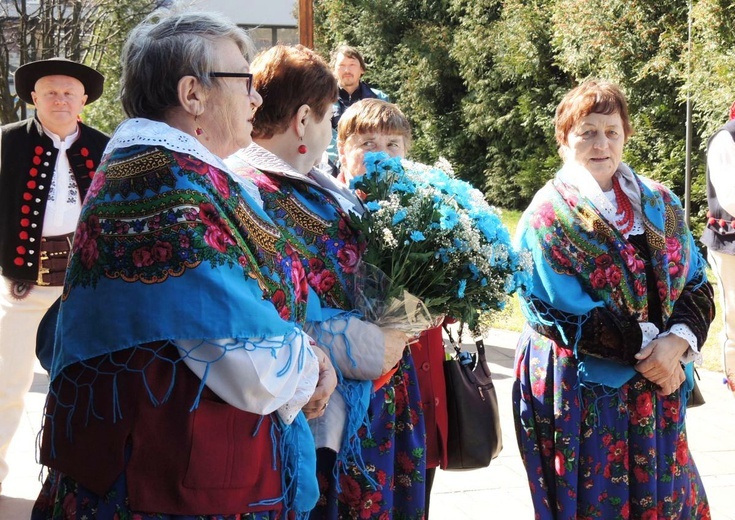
[188,0,299,50]
[190,0,296,26]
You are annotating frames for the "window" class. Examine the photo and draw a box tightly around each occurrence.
[243,26,299,51]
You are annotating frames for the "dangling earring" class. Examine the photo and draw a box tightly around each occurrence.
[298,136,307,155]
[195,114,203,136]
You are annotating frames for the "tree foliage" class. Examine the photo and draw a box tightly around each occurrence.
[1,0,158,129]
[314,0,735,220]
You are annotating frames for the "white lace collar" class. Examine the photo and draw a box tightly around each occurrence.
[231,143,360,214]
[557,161,644,237]
[105,118,263,205]
[105,118,230,172]
[235,143,311,183]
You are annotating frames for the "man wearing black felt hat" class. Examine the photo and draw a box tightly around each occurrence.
[0,57,108,494]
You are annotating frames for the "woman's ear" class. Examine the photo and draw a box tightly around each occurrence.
[293,104,311,139]
[177,75,206,117]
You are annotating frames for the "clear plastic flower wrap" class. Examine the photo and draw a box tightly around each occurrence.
[347,152,532,335]
[351,261,434,335]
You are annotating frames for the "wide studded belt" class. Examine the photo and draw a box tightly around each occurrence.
[36,232,74,286]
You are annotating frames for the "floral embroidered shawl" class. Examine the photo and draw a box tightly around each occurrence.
[52,120,309,378]
[227,144,378,487]
[516,163,706,387]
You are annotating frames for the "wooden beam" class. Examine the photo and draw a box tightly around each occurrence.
[299,0,314,49]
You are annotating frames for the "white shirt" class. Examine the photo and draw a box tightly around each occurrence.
[42,126,82,236]
[707,129,735,216]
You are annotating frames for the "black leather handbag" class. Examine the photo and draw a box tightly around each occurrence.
[687,368,705,408]
[443,338,503,470]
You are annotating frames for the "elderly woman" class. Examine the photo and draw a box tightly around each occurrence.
[31,11,335,520]
[225,47,425,519]
[513,79,715,518]
[336,98,449,518]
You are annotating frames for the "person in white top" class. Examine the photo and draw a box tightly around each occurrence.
[701,100,735,397]
[0,57,108,493]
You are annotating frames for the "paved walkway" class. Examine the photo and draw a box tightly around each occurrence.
[0,328,733,519]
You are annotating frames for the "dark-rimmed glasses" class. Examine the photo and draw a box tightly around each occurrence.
[208,72,253,94]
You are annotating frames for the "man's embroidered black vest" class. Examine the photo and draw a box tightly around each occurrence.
[0,117,108,282]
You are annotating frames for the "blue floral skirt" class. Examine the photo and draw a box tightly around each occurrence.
[310,350,426,520]
[513,328,711,520]
[32,468,281,520]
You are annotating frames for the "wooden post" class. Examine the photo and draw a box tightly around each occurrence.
[299,0,314,49]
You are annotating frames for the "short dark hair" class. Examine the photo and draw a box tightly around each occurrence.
[251,45,338,140]
[330,45,366,71]
[120,10,253,120]
[554,79,634,152]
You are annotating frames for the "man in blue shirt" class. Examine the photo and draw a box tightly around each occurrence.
[323,45,389,175]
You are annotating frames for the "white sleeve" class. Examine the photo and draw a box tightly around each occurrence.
[708,130,735,216]
[639,322,660,348]
[174,328,320,425]
[658,325,702,365]
[305,315,386,380]
[639,322,701,364]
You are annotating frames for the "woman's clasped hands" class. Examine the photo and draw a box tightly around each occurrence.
[634,334,690,397]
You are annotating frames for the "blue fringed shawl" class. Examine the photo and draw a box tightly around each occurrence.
[49,119,319,515]
[516,164,706,389]
[227,146,380,489]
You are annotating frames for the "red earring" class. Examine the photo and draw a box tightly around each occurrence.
[298,144,307,154]
[195,114,203,136]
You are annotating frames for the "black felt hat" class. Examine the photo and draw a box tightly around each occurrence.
[14,57,104,105]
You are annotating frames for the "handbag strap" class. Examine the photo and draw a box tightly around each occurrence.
[475,339,488,365]
[443,323,477,369]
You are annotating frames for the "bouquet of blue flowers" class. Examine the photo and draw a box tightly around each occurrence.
[349,152,532,334]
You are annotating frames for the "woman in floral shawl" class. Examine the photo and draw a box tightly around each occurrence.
[32,11,336,520]
[513,79,715,519]
[226,46,425,520]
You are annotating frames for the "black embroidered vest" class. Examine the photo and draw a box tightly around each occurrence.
[0,117,109,282]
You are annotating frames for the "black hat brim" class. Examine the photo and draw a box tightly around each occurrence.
[14,58,104,105]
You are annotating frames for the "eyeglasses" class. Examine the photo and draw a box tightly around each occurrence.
[208,72,253,94]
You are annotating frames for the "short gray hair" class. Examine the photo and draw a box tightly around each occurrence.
[120,9,254,120]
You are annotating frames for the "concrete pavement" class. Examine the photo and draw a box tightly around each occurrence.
[430,329,735,520]
[0,328,733,519]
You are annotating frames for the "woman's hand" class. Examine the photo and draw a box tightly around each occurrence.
[654,364,686,397]
[381,328,410,375]
[634,334,690,394]
[302,348,337,419]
